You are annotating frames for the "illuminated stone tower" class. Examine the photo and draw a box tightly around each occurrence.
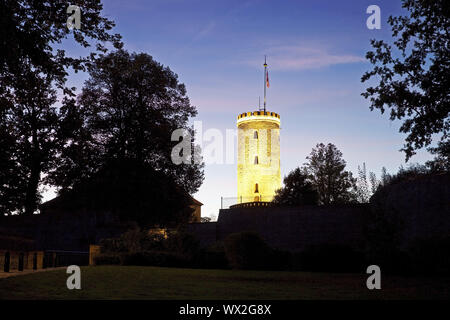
[237,111,281,203]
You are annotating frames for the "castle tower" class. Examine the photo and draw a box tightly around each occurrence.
[237,111,281,203]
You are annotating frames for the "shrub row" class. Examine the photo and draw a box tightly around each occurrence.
[94,250,191,268]
[95,230,450,274]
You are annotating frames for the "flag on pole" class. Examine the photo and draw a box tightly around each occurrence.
[266,69,270,88]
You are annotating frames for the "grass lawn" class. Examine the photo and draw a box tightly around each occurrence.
[0,266,449,300]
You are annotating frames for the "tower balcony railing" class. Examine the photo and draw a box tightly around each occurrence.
[220,196,274,209]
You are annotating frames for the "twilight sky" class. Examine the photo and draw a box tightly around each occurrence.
[52,0,433,218]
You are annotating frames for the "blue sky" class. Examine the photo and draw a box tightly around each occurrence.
[52,0,434,218]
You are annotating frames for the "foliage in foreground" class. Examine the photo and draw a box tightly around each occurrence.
[96,229,364,273]
[274,143,356,206]
[0,0,120,216]
[362,0,449,161]
[273,168,319,206]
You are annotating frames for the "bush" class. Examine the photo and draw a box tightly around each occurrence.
[408,236,450,275]
[121,250,191,268]
[197,242,229,269]
[165,232,201,259]
[100,228,147,253]
[298,244,366,272]
[94,253,122,265]
[97,229,206,268]
[224,232,272,270]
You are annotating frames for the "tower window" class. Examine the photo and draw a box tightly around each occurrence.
[254,131,258,139]
[254,156,259,164]
[254,183,259,193]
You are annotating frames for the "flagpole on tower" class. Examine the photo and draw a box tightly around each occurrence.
[263,56,267,112]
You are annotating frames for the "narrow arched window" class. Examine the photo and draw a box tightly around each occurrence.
[254,131,258,139]
[254,156,258,164]
[254,183,259,193]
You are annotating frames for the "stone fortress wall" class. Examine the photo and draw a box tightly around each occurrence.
[188,204,369,251]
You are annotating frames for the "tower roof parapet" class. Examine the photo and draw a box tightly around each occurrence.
[237,110,280,125]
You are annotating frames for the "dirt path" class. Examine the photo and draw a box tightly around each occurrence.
[0,267,66,279]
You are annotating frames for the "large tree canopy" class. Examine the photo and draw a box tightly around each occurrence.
[361,0,449,161]
[273,167,319,206]
[50,50,204,195]
[0,0,121,85]
[4,69,59,215]
[0,0,120,215]
[304,143,356,205]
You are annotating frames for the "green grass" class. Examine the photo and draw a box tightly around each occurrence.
[0,266,449,300]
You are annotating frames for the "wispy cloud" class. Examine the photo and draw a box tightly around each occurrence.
[247,45,365,70]
[193,21,217,41]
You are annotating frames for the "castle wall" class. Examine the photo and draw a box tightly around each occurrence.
[188,204,369,252]
[369,172,450,248]
[217,205,369,252]
[190,173,450,253]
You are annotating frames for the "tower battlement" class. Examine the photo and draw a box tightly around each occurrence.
[237,111,280,123]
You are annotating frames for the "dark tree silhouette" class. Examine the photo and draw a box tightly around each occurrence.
[273,167,318,206]
[0,0,120,87]
[0,0,120,215]
[50,50,204,195]
[426,140,450,172]
[1,67,60,215]
[354,163,380,203]
[304,143,356,205]
[361,0,449,161]
[0,120,23,214]
[10,70,58,215]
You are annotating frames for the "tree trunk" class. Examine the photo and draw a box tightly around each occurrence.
[24,160,41,215]
[24,128,41,215]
